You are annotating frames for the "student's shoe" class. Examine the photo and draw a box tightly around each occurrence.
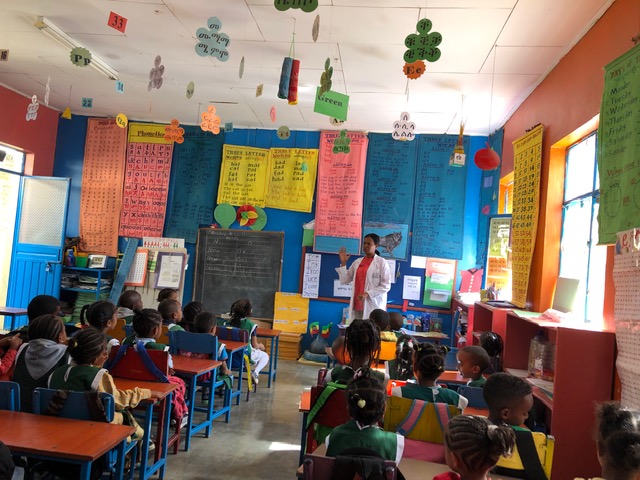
[180,415,189,429]
[251,371,259,385]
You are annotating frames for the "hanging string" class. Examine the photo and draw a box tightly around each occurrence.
[487,45,497,136]
[68,85,72,105]
[289,18,296,58]
[196,102,202,125]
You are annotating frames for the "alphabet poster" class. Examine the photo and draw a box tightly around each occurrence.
[217,145,270,207]
[315,131,368,254]
[119,123,174,238]
[266,148,318,212]
[511,125,543,308]
[79,118,127,256]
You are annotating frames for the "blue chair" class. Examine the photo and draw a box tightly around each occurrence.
[216,326,254,404]
[457,385,488,409]
[169,330,232,451]
[32,387,137,480]
[0,381,20,411]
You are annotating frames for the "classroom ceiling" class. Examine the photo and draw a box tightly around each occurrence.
[0,0,614,135]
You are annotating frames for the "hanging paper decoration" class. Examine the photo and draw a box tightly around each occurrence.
[449,122,466,167]
[312,15,320,42]
[403,19,442,64]
[115,113,128,128]
[224,122,234,132]
[277,125,291,140]
[403,60,426,80]
[164,119,185,144]
[288,59,300,105]
[256,84,264,97]
[249,206,267,231]
[319,58,333,96]
[148,55,165,91]
[115,81,125,93]
[333,130,351,154]
[81,98,93,108]
[330,117,345,127]
[195,17,230,62]
[214,203,236,229]
[186,81,195,99]
[70,47,91,67]
[25,95,39,121]
[392,112,416,141]
[44,76,50,106]
[107,11,128,33]
[278,57,293,99]
[239,56,245,79]
[201,105,221,134]
[61,107,72,120]
[270,106,277,123]
[474,143,501,171]
[274,0,318,13]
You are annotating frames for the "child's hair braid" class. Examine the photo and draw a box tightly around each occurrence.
[346,367,386,426]
[67,328,107,365]
[157,288,177,302]
[394,334,415,380]
[413,342,448,381]
[80,300,117,330]
[182,301,204,324]
[132,309,162,338]
[344,319,380,368]
[229,299,252,328]
[596,402,640,475]
[28,314,64,341]
[445,415,515,473]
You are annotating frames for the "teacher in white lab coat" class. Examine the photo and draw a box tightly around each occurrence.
[336,233,392,324]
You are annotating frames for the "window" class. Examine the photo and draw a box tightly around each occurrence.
[559,133,606,322]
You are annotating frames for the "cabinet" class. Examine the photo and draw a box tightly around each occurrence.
[60,266,114,301]
[470,301,510,345]
[451,298,474,345]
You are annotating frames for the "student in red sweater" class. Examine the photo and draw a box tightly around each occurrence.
[0,334,23,376]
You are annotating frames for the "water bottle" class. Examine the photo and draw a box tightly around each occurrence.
[65,249,75,267]
[528,330,555,380]
[420,313,431,332]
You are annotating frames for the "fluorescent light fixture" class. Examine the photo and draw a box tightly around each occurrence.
[34,16,119,80]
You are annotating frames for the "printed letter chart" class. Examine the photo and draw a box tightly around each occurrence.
[119,123,174,238]
[79,118,127,256]
[265,148,318,213]
[217,145,270,207]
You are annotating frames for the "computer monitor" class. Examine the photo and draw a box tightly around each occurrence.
[552,277,580,313]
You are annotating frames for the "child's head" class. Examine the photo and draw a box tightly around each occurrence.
[331,336,349,365]
[118,290,143,311]
[388,312,404,331]
[80,300,117,332]
[183,301,204,324]
[157,288,178,303]
[67,328,108,366]
[28,314,66,344]
[444,415,515,477]
[457,346,491,380]
[483,373,533,426]
[595,402,640,479]
[344,319,381,368]
[394,334,415,381]
[158,299,183,324]
[194,312,217,334]
[132,309,163,339]
[230,298,252,326]
[413,342,448,383]
[27,295,61,322]
[369,309,390,332]
[346,367,386,426]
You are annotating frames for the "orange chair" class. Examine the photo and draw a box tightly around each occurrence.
[305,385,350,455]
[110,318,127,343]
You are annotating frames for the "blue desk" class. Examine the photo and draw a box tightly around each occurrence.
[256,327,281,388]
[0,307,27,331]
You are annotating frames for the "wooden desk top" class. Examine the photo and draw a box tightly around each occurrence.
[172,355,222,376]
[255,327,282,338]
[223,340,248,352]
[113,378,177,403]
[439,370,467,384]
[0,410,134,462]
[0,307,28,315]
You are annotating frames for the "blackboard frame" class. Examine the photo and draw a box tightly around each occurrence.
[193,229,284,318]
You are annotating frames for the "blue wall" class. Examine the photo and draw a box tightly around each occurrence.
[53,118,488,349]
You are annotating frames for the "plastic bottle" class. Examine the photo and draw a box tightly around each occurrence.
[420,313,431,332]
[528,330,555,380]
[65,249,75,267]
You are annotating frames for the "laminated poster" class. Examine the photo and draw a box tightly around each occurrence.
[217,145,270,207]
[273,292,309,334]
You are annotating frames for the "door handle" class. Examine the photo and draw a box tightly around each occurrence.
[46,261,61,272]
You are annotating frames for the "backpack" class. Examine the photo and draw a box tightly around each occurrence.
[494,429,554,480]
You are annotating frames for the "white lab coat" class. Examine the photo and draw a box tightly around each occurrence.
[335,254,391,323]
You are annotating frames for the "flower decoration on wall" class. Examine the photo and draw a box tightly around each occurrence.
[201,105,221,134]
[237,205,259,226]
[164,119,185,144]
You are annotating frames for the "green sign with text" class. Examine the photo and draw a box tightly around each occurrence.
[313,87,349,121]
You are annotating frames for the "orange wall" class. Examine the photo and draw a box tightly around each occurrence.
[0,85,59,176]
[501,0,640,317]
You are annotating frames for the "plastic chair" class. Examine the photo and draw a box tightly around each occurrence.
[456,385,488,409]
[123,325,170,346]
[32,388,137,480]
[215,326,254,403]
[111,318,128,343]
[305,385,350,455]
[303,453,397,480]
[0,381,20,411]
[168,331,232,451]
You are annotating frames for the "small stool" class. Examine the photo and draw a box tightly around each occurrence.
[0,307,28,331]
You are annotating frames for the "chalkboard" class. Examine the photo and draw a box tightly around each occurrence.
[193,229,284,318]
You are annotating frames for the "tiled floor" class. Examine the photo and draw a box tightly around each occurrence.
[164,360,319,480]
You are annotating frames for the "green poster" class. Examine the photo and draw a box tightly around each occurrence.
[597,43,640,244]
[313,87,349,121]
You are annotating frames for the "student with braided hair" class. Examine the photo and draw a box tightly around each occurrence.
[48,328,152,440]
[180,301,203,332]
[433,415,515,480]
[391,342,468,410]
[326,367,404,463]
[226,299,268,385]
[80,300,120,354]
[324,318,388,388]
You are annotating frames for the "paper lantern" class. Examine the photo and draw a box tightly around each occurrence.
[278,57,293,99]
[474,145,500,170]
[287,59,300,105]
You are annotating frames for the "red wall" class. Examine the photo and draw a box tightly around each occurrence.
[0,85,59,176]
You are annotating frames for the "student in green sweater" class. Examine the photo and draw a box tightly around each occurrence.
[158,299,185,332]
[457,345,491,388]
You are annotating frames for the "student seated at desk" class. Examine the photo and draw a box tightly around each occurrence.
[324,319,388,388]
[158,299,185,332]
[180,301,203,332]
[434,415,515,480]
[389,312,404,339]
[80,300,120,354]
[123,308,188,425]
[593,402,640,480]
[226,299,269,385]
[180,312,232,379]
[387,334,415,381]
[116,290,143,324]
[326,367,404,463]
[391,343,468,411]
[48,328,151,440]
[0,334,23,377]
[157,288,178,305]
[13,314,69,412]
[456,346,491,388]
[11,295,62,339]
[371,309,396,342]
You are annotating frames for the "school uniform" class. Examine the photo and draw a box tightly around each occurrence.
[122,335,172,368]
[326,365,389,387]
[380,331,397,342]
[116,307,135,324]
[326,419,404,463]
[391,383,468,410]
[467,377,486,388]
[224,318,269,376]
[164,323,185,332]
